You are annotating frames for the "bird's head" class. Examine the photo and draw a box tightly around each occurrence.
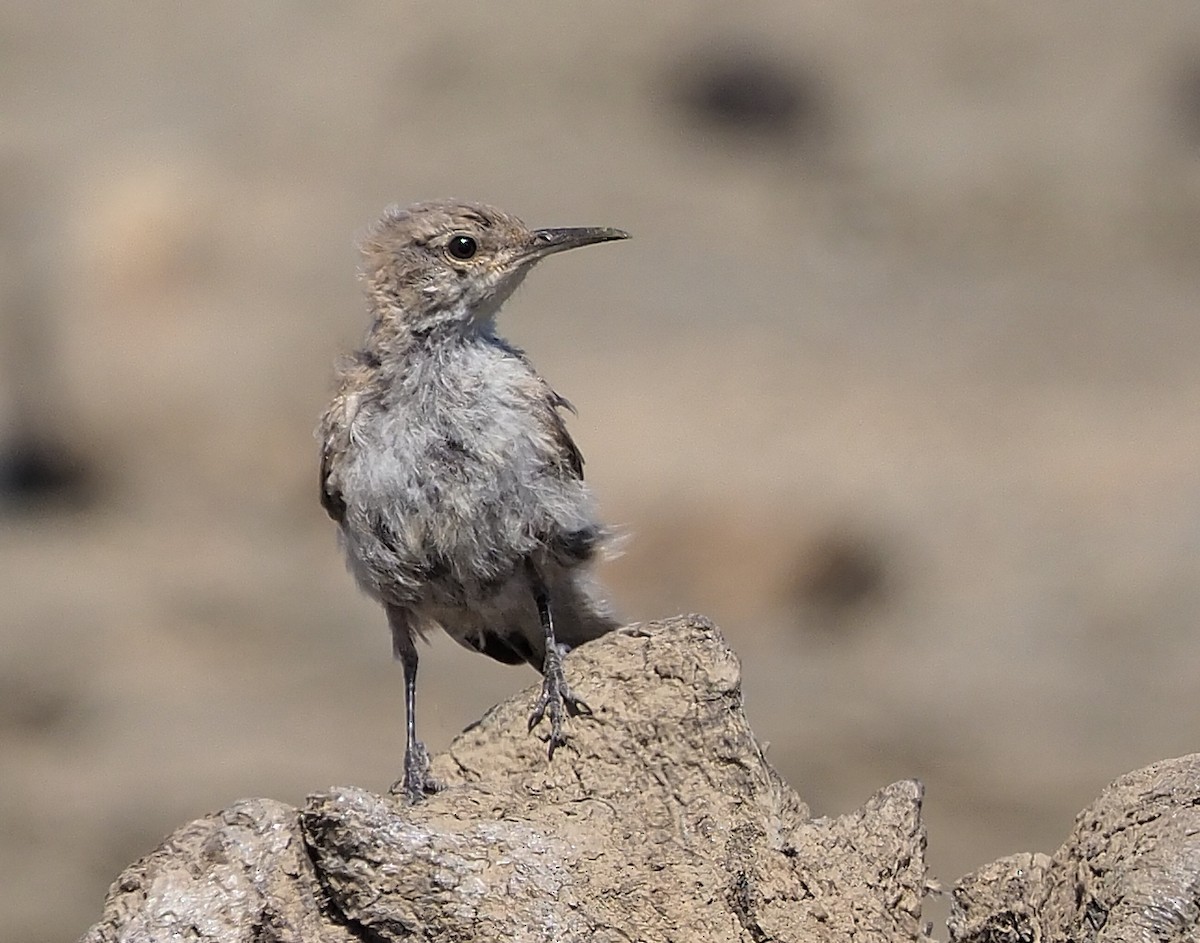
[360,200,628,334]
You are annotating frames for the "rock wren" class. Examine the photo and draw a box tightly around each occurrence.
[319,200,627,801]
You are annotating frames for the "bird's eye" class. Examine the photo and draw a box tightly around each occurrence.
[447,235,477,260]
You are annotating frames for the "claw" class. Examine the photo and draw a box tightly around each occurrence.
[528,648,589,758]
[527,697,548,733]
[389,740,434,803]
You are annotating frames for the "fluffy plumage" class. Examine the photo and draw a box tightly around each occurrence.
[319,200,627,800]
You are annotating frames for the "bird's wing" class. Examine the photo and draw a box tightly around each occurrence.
[546,389,585,481]
[318,390,356,525]
[319,442,346,523]
[490,337,585,482]
[497,339,586,481]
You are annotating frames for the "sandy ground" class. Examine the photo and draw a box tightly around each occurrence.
[5,4,1200,940]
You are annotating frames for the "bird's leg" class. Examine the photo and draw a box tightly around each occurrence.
[387,608,432,802]
[527,565,591,757]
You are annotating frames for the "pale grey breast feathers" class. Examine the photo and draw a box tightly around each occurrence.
[320,334,603,609]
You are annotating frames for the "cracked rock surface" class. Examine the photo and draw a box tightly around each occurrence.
[949,754,1200,943]
[80,614,1200,942]
[80,616,930,943]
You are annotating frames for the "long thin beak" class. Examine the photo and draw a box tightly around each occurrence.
[528,225,630,258]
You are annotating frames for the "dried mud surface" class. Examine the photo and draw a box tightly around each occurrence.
[81,618,931,943]
[80,619,1200,942]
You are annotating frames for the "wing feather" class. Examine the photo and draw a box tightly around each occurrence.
[547,392,585,481]
[318,390,358,525]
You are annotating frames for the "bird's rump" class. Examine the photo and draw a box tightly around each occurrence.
[433,561,617,668]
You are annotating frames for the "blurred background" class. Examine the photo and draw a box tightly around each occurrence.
[5,3,1200,940]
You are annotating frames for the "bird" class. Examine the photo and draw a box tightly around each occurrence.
[318,200,627,802]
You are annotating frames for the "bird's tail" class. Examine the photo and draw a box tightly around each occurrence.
[545,567,621,652]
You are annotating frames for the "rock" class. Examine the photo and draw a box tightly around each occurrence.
[79,798,354,943]
[79,614,1200,941]
[79,615,932,942]
[950,754,1200,942]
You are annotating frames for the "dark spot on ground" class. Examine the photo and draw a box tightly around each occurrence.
[0,669,83,737]
[1170,59,1200,147]
[670,48,827,147]
[0,434,96,511]
[783,528,890,629]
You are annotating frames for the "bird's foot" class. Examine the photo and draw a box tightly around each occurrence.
[389,740,437,803]
[528,647,591,758]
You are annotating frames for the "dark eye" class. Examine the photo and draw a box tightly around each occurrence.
[447,235,477,260]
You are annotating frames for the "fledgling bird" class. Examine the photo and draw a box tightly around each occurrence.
[319,200,627,802]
